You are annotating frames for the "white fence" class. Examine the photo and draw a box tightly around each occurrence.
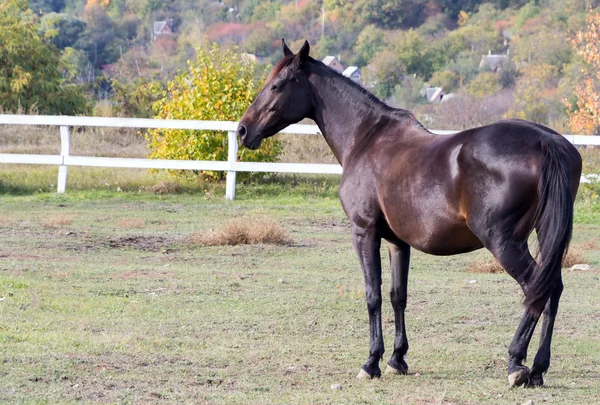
[0,114,598,199]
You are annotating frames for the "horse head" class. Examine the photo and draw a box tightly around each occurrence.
[237,39,314,150]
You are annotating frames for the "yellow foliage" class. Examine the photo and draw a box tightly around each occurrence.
[86,0,110,6]
[457,10,469,27]
[148,44,281,181]
[565,10,600,134]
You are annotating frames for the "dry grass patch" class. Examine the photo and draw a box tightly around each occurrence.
[466,259,505,274]
[466,245,589,273]
[562,245,587,268]
[190,217,292,246]
[150,181,182,194]
[116,218,145,229]
[42,215,74,228]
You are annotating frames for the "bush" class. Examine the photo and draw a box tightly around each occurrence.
[148,44,281,181]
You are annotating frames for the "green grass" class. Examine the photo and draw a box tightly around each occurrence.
[0,189,599,404]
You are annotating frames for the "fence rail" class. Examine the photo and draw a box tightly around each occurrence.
[0,114,598,199]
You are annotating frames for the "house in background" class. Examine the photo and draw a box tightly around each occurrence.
[342,66,362,84]
[421,85,446,104]
[153,21,173,41]
[322,55,344,73]
[479,50,509,72]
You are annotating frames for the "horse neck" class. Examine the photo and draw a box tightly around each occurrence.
[307,64,401,167]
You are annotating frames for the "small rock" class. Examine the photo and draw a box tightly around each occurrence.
[278,278,285,284]
[468,279,477,284]
[330,383,342,390]
[521,400,534,405]
[415,372,421,377]
[570,264,593,271]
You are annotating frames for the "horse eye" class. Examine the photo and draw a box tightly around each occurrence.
[271,82,284,92]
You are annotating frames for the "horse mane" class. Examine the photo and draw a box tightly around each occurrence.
[266,54,425,129]
[309,58,425,129]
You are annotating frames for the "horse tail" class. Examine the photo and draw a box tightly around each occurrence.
[524,136,574,315]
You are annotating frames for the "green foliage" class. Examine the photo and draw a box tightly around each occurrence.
[40,12,86,50]
[353,0,428,29]
[513,1,541,29]
[389,76,426,109]
[429,70,459,92]
[110,78,166,118]
[465,72,501,98]
[148,44,281,181]
[0,0,89,114]
[352,25,385,67]
[507,63,560,124]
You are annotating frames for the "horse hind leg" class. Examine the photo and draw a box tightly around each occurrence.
[528,273,563,387]
[482,236,542,387]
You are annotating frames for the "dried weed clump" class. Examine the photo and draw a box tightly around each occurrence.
[150,181,182,194]
[42,215,74,228]
[191,217,292,246]
[562,246,587,268]
[466,245,588,273]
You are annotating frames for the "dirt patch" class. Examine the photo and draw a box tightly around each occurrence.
[107,235,175,252]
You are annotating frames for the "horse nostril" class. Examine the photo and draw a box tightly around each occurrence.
[238,125,247,138]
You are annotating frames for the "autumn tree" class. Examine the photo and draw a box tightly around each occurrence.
[148,44,281,180]
[0,0,88,114]
[565,11,600,135]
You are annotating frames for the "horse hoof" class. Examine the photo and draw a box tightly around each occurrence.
[508,368,530,387]
[385,364,407,375]
[528,374,543,387]
[356,369,374,379]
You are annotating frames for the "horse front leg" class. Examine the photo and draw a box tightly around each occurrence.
[352,227,384,379]
[385,241,410,375]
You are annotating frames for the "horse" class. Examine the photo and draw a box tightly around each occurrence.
[237,39,582,387]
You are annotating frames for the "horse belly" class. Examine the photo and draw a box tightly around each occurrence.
[391,216,484,256]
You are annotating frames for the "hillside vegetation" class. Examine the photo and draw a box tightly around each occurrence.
[1,0,599,133]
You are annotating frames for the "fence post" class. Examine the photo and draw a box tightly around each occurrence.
[226,130,238,200]
[57,125,70,193]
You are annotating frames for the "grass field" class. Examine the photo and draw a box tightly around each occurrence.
[0,184,599,405]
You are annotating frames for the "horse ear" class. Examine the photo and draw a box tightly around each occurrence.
[282,38,293,57]
[298,40,310,63]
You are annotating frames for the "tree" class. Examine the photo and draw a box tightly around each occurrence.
[148,44,281,180]
[465,71,501,98]
[352,25,385,67]
[40,13,87,50]
[565,11,600,135]
[508,63,559,124]
[0,0,88,114]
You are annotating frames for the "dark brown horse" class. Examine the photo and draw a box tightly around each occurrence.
[237,40,582,387]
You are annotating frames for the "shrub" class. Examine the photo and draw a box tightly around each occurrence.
[148,44,281,181]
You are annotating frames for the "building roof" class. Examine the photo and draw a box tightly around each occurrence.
[342,66,361,76]
[425,87,444,103]
[479,53,508,70]
[322,56,337,65]
[154,21,172,35]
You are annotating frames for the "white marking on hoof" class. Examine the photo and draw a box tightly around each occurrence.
[385,365,402,375]
[356,369,373,379]
[508,369,529,387]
